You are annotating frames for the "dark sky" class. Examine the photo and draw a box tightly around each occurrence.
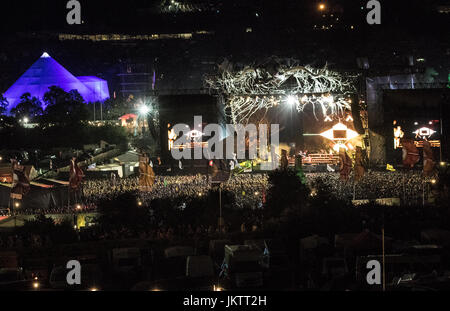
[1,0,449,35]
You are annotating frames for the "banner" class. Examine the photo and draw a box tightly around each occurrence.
[211,159,231,184]
[139,155,155,191]
[386,164,396,172]
[423,140,435,176]
[401,138,420,169]
[10,159,30,200]
[354,146,366,182]
[69,158,84,191]
[339,148,352,181]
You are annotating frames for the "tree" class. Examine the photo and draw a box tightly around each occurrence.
[265,168,310,220]
[103,98,131,120]
[42,86,89,125]
[96,192,152,231]
[0,93,8,115]
[10,93,43,121]
[17,213,77,244]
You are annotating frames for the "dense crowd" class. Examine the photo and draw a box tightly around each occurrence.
[82,174,269,209]
[4,170,431,216]
[306,170,427,203]
[80,171,427,208]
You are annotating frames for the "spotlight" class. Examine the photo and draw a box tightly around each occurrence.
[431,179,436,184]
[139,105,150,115]
[286,95,297,106]
[76,204,82,210]
[14,202,20,208]
[33,282,40,289]
[318,3,326,11]
[440,162,446,166]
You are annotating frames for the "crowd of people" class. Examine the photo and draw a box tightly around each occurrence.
[80,171,426,208]
[4,170,431,216]
[82,173,269,209]
[306,170,427,203]
[0,170,443,251]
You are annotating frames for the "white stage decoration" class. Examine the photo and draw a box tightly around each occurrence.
[205,58,358,124]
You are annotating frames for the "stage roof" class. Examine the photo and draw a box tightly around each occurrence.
[3,53,110,111]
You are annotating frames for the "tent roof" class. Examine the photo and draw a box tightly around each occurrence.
[3,53,109,111]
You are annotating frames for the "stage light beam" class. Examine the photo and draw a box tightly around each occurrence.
[139,105,150,115]
[286,95,297,106]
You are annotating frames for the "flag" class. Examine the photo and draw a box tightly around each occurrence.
[280,149,288,170]
[10,159,30,200]
[354,146,366,182]
[339,148,352,181]
[139,154,155,191]
[296,166,307,184]
[401,138,420,169]
[386,164,396,172]
[69,158,84,191]
[423,140,435,176]
[230,160,235,170]
[211,159,231,184]
[152,69,156,90]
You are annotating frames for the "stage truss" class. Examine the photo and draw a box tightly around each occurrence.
[205,59,358,124]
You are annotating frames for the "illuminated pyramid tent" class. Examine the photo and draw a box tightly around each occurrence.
[3,53,109,111]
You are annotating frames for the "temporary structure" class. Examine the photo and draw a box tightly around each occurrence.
[3,53,109,111]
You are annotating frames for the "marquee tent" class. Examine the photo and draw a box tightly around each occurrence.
[0,179,69,211]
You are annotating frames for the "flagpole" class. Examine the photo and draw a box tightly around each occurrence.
[13,198,16,228]
[422,179,425,207]
[403,175,406,205]
[8,188,11,214]
[219,186,222,234]
[353,180,356,200]
[382,226,386,291]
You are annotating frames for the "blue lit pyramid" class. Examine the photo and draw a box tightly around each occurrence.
[3,52,109,112]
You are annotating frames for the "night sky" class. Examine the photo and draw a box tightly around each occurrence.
[1,0,449,36]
